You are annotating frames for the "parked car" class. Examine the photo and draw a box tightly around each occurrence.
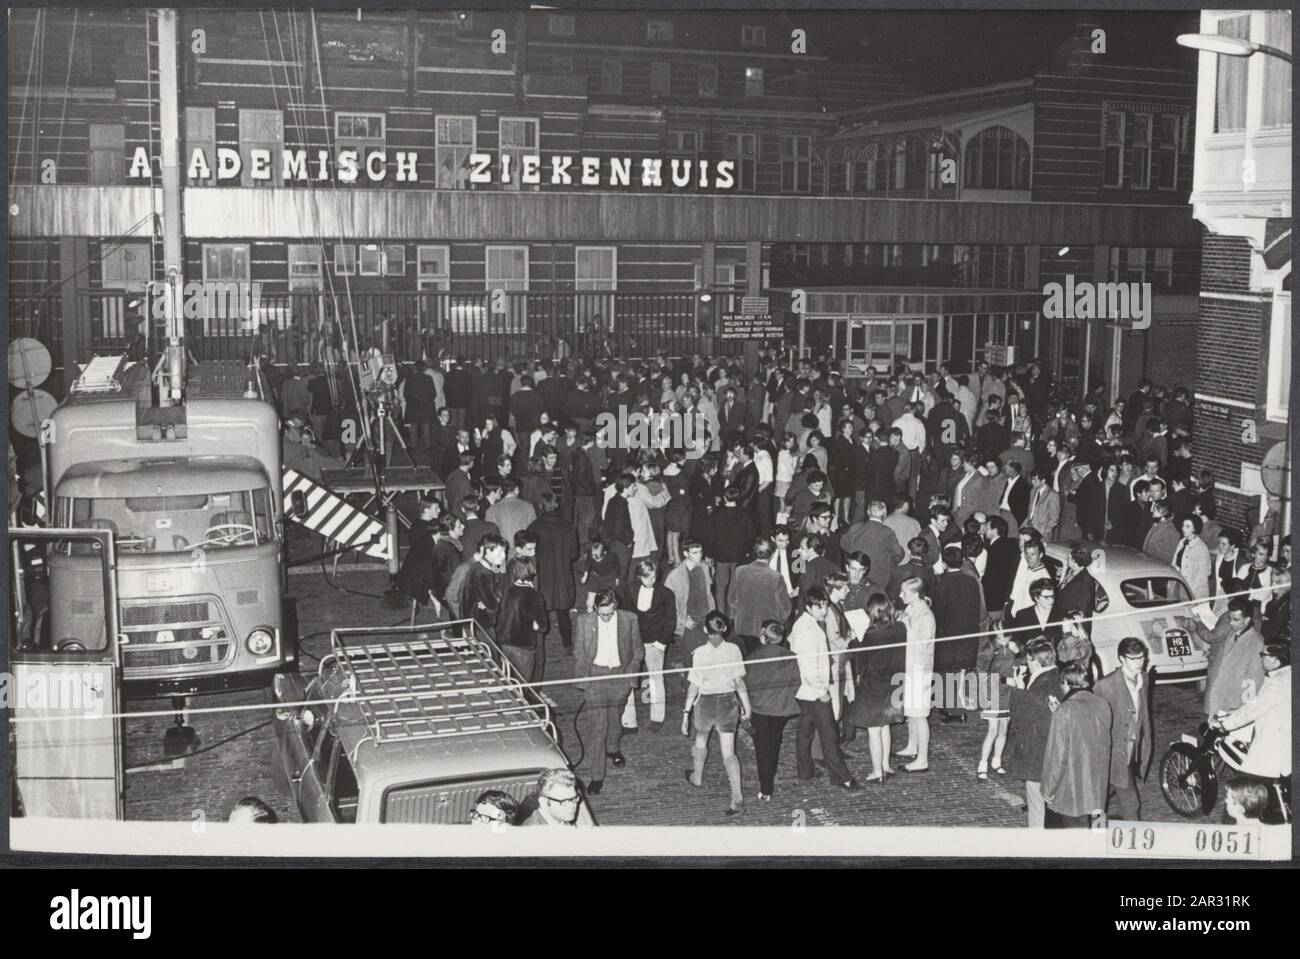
[272,621,595,825]
[1044,543,1208,687]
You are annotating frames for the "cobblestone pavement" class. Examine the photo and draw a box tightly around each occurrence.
[123,568,1223,830]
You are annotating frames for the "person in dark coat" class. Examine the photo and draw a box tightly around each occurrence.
[395,497,442,610]
[496,556,550,684]
[1005,637,1061,827]
[828,421,858,525]
[466,359,489,433]
[529,492,578,653]
[848,592,908,781]
[1040,662,1113,828]
[1055,542,1100,620]
[863,441,898,508]
[745,620,803,800]
[1074,461,1107,542]
[620,558,678,731]
[688,454,722,557]
[1093,637,1154,821]
[537,366,573,422]
[429,515,464,605]
[930,545,985,721]
[509,375,546,437]
[443,358,471,427]
[403,361,437,452]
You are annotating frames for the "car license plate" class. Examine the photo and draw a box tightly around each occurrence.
[1165,628,1191,658]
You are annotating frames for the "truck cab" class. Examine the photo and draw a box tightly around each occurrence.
[272,621,594,825]
[43,359,297,697]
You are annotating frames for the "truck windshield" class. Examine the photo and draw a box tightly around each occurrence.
[56,487,276,555]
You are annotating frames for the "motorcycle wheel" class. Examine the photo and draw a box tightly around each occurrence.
[1160,743,1208,818]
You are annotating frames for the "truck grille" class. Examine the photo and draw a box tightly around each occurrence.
[122,601,212,627]
[383,774,538,825]
[120,597,232,677]
[125,643,233,669]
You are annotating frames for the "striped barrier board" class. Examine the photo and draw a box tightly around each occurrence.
[281,467,392,561]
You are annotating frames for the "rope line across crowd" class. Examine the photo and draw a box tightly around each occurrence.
[9,584,1282,727]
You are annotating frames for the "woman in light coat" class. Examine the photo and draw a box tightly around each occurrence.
[897,577,936,772]
[1176,515,1214,600]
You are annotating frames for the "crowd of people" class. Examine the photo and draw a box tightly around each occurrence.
[297,345,1290,825]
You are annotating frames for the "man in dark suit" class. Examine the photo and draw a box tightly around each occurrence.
[839,499,903,593]
[729,440,761,520]
[537,364,573,422]
[981,515,1020,622]
[1093,638,1154,821]
[573,589,645,795]
[863,442,899,509]
[717,384,751,438]
[796,532,840,604]
[619,558,677,732]
[931,545,985,722]
[1055,541,1099,619]
[1006,637,1061,826]
[1127,479,1156,550]
[509,375,545,437]
[998,460,1031,536]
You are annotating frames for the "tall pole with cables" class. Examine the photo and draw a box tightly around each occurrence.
[156,8,186,405]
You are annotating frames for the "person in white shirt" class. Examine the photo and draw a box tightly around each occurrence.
[682,611,751,816]
[769,526,799,599]
[898,577,936,772]
[789,587,860,791]
[1213,644,1291,781]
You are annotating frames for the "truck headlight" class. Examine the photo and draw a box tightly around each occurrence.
[246,628,275,656]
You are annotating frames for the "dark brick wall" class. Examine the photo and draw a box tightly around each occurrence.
[1148,314,1198,389]
[1193,229,1274,532]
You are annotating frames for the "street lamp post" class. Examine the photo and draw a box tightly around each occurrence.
[1176,32,1292,63]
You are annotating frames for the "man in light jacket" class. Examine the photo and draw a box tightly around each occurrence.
[789,587,860,792]
[1212,644,1290,780]
[1191,597,1267,721]
[728,538,792,655]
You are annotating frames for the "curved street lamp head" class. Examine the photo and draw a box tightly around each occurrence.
[1177,32,1292,63]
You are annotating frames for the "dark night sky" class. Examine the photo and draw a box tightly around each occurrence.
[795,10,1201,93]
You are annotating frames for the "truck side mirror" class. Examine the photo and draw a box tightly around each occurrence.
[290,490,307,519]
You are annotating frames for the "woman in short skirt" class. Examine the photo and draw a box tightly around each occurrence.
[975,626,1019,781]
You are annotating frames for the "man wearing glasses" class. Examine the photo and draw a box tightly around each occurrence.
[1007,579,1061,648]
[469,790,521,829]
[573,589,645,795]
[519,769,581,827]
[1093,637,1154,821]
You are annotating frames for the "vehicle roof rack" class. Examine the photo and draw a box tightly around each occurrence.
[328,620,552,746]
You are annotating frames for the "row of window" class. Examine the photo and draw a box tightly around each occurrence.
[775,243,1029,289]
[1103,110,1180,191]
[577,59,766,98]
[547,16,768,47]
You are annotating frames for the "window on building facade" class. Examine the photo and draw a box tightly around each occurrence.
[1153,248,1173,289]
[89,124,126,185]
[203,244,250,283]
[892,140,907,190]
[1153,115,1179,190]
[548,14,575,37]
[417,246,450,291]
[646,20,673,42]
[336,113,385,142]
[288,244,324,292]
[780,135,811,193]
[435,116,476,190]
[741,25,766,47]
[238,109,284,188]
[862,146,879,191]
[1109,246,1147,283]
[551,56,573,76]
[669,130,700,154]
[359,245,383,276]
[101,242,151,289]
[1129,113,1151,189]
[499,118,539,192]
[1214,14,1250,132]
[333,244,356,276]
[650,62,671,97]
[601,59,623,95]
[744,67,764,97]
[1103,110,1125,187]
[732,133,757,191]
[963,126,1031,190]
[185,107,216,185]
[576,247,617,290]
[1262,11,1292,128]
[698,64,718,98]
[384,244,406,277]
[486,246,529,291]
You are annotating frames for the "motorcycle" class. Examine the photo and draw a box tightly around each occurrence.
[1158,721,1291,823]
